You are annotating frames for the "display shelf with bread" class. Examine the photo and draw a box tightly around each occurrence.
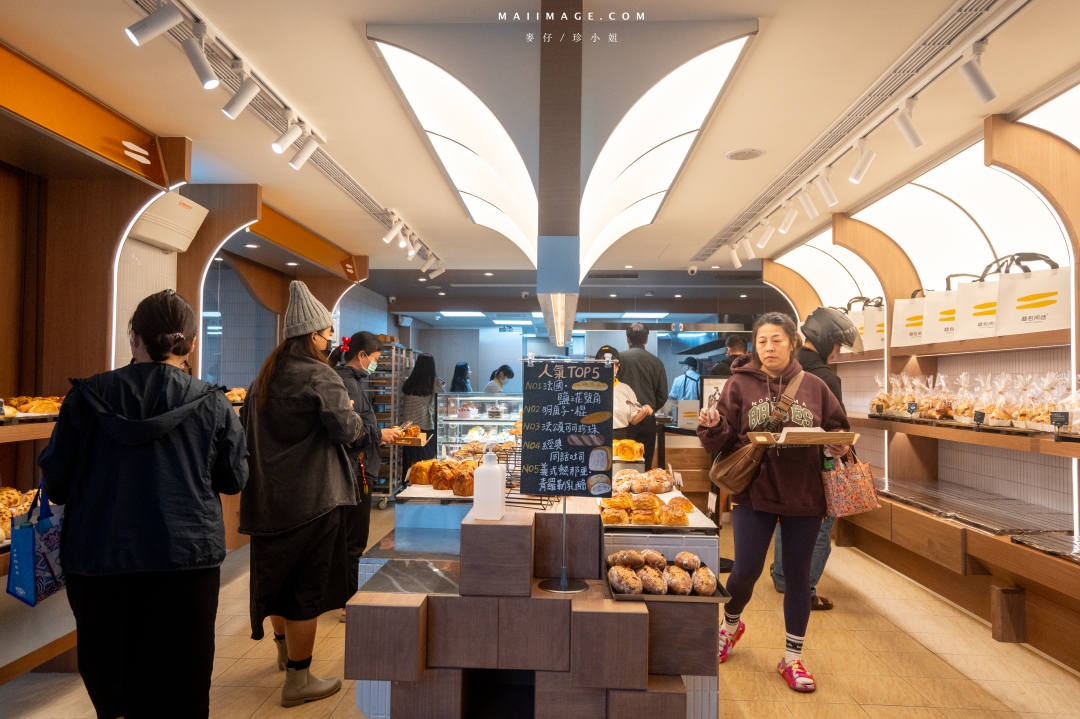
[598,468,717,532]
[436,393,523,455]
[604,549,729,603]
[362,342,414,508]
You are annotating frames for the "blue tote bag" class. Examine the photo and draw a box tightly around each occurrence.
[7,483,65,607]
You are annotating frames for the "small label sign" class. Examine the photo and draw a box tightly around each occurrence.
[973,410,986,425]
[1051,411,1070,427]
[872,403,884,416]
[907,402,917,415]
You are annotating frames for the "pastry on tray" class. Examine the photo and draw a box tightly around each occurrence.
[606,550,645,569]
[664,565,692,595]
[630,509,658,525]
[692,566,718,596]
[667,496,695,514]
[636,566,667,595]
[641,549,667,571]
[408,459,434,485]
[631,492,662,511]
[600,493,631,510]
[674,552,701,572]
[452,467,474,497]
[608,566,642,594]
[659,505,689,526]
[601,508,629,525]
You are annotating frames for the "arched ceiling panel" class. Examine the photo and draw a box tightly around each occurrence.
[775,244,861,310]
[807,230,884,300]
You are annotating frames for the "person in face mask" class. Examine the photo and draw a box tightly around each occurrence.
[240,281,364,708]
[331,331,400,621]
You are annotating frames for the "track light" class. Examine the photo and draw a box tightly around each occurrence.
[398,231,409,249]
[382,218,403,244]
[125,2,184,46]
[778,201,798,234]
[181,24,219,90]
[959,42,997,104]
[289,134,319,170]
[223,71,260,119]
[728,246,742,269]
[420,253,438,272]
[796,186,819,220]
[429,262,446,279]
[738,236,755,261]
[272,118,303,154]
[894,98,925,150]
[407,235,420,260]
[756,220,775,249]
[815,168,839,207]
[848,138,876,184]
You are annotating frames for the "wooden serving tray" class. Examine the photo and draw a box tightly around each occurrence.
[393,432,431,447]
[606,563,731,604]
[746,431,859,446]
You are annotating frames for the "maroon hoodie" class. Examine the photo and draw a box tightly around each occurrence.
[697,353,849,517]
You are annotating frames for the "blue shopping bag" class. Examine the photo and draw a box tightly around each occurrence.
[6,484,65,607]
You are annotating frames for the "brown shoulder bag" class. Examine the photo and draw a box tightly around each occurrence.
[708,371,805,495]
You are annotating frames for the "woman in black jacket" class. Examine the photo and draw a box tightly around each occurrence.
[241,281,363,708]
[332,331,400,617]
[39,289,248,719]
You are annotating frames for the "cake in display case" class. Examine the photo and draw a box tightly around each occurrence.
[436,392,522,456]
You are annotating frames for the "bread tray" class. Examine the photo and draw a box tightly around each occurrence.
[746,430,859,446]
[393,432,431,447]
[605,562,730,604]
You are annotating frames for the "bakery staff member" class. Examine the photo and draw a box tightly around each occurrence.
[597,345,653,439]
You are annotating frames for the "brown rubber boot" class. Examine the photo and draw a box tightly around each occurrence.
[281,666,342,708]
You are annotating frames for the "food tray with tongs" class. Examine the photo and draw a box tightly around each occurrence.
[746,429,859,446]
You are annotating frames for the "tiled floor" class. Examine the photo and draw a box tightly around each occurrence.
[3,508,1079,718]
[0,506,396,719]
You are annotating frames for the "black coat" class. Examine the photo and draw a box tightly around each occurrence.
[335,365,383,482]
[39,363,248,576]
[710,354,738,378]
[798,347,844,410]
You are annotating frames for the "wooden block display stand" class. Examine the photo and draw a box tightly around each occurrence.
[345,505,719,718]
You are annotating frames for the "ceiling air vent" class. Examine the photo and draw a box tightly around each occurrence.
[587,272,639,280]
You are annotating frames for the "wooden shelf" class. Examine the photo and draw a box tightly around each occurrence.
[0,422,56,444]
[849,414,1042,453]
[834,349,885,363]
[889,329,1070,358]
[1036,436,1080,459]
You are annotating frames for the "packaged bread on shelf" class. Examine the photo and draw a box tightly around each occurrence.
[659,505,688,526]
[606,549,645,569]
[608,566,643,594]
[641,549,667,571]
[663,565,692,595]
[692,566,718,597]
[630,509,658,525]
[601,508,629,525]
[674,552,701,572]
[636,566,667,595]
[870,374,890,413]
[667,496,695,514]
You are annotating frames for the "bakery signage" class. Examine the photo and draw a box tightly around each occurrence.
[520,360,614,497]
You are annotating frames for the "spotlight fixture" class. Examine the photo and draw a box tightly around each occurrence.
[181,23,219,90]
[778,201,798,234]
[959,41,997,104]
[406,233,419,259]
[382,217,403,244]
[429,262,446,279]
[728,246,742,269]
[848,138,876,185]
[125,2,184,46]
[814,168,839,207]
[222,63,260,119]
[756,219,776,249]
[289,134,319,170]
[420,253,438,272]
[796,186,819,220]
[894,98,925,150]
[738,236,755,261]
[272,111,303,154]
[397,231,409,249]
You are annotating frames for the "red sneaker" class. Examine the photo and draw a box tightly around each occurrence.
[778,658,816,692]
[718,621,745,663]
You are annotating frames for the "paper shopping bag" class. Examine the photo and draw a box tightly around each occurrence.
[954,278,1000,339]
[996,267,1071,336]
[890,296,925,348]
[921,290,960,344]
[862,305,885,351]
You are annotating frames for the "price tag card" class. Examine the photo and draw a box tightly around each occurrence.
[1051,411,1070,428]
[973,410,986,425]
[907,402,917,415]
[520,361,614,497]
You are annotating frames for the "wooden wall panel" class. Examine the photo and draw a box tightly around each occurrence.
[221,250,289,315]
[247,205,352,279]
[159,136,192,188]
[0,164,26,398]
[762,259,822,322]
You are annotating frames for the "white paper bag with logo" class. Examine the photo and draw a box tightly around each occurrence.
[955,278,1000,339]
[920,289,960,344]
[890,293,926,348]
[841,309,864,354]
[862,304,885,351]
[996,266,1071,336]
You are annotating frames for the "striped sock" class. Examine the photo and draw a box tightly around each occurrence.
[723,612,741,635]
[784,633,804,664]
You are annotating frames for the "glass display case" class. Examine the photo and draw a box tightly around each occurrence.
[436,392,522,455]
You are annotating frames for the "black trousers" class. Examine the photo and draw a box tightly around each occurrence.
[623,414,658,468]
[346,482,373,592]
[66,567,220,719]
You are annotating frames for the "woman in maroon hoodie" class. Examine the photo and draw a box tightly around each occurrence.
[698,312,849,692]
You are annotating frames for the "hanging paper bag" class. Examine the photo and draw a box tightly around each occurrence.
[921,290,960,344]
[6,484,65,607]
[996,262,1070,336]
[890,292,926,348]
[862,303,885,351]
[955,279,1000,339]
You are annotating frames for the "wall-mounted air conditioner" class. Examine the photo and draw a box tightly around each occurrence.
[127,191,209,253]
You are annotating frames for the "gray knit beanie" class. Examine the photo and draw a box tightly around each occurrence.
[284,280,333,339]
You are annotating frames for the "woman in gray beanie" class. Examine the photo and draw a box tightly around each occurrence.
[240,281,363,708]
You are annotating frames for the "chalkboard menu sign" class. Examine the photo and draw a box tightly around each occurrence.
[520,360,615,497]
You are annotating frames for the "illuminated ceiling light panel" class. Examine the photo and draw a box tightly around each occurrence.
[623,312,669,319]
[460,194,535,263]
[854,184,994,291]
[775,245,862,310]
[915,143,1070,264]
[440,311,486,317]
[580,37,748,276]
[807,232,884,300]
[1023,83,1080,150]
[378,42,537,262]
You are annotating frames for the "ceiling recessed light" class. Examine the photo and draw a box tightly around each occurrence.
[287,262,298,267]
[439,292,446,296]
[740,294,747,298]
[245,244,259,249]
[711,266,720,269]
[418,278,426,282]
[624,265,633,269]
[213,257,224,262]
[674,294,682,298]
[484,272,493,276]
[609,294,617,297]
[726,148,764,161]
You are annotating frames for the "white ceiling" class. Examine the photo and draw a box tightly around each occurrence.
[2,0,1080,275]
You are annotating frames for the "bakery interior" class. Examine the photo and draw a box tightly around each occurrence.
[4,0,1080,716]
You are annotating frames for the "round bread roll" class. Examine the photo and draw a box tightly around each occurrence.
[692,566,718,597]
[601,508,629,525]
[608,565,643,594]
[606,550,645,569]
[641,549,667,571]
[613,469,643,483]
[664,565,693,595]
[674,552,701,572]
[644,468,673,482]
[636,566,667,595]
[628,478,649,494]
[667,496,695,514]
[647,478,673,494]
